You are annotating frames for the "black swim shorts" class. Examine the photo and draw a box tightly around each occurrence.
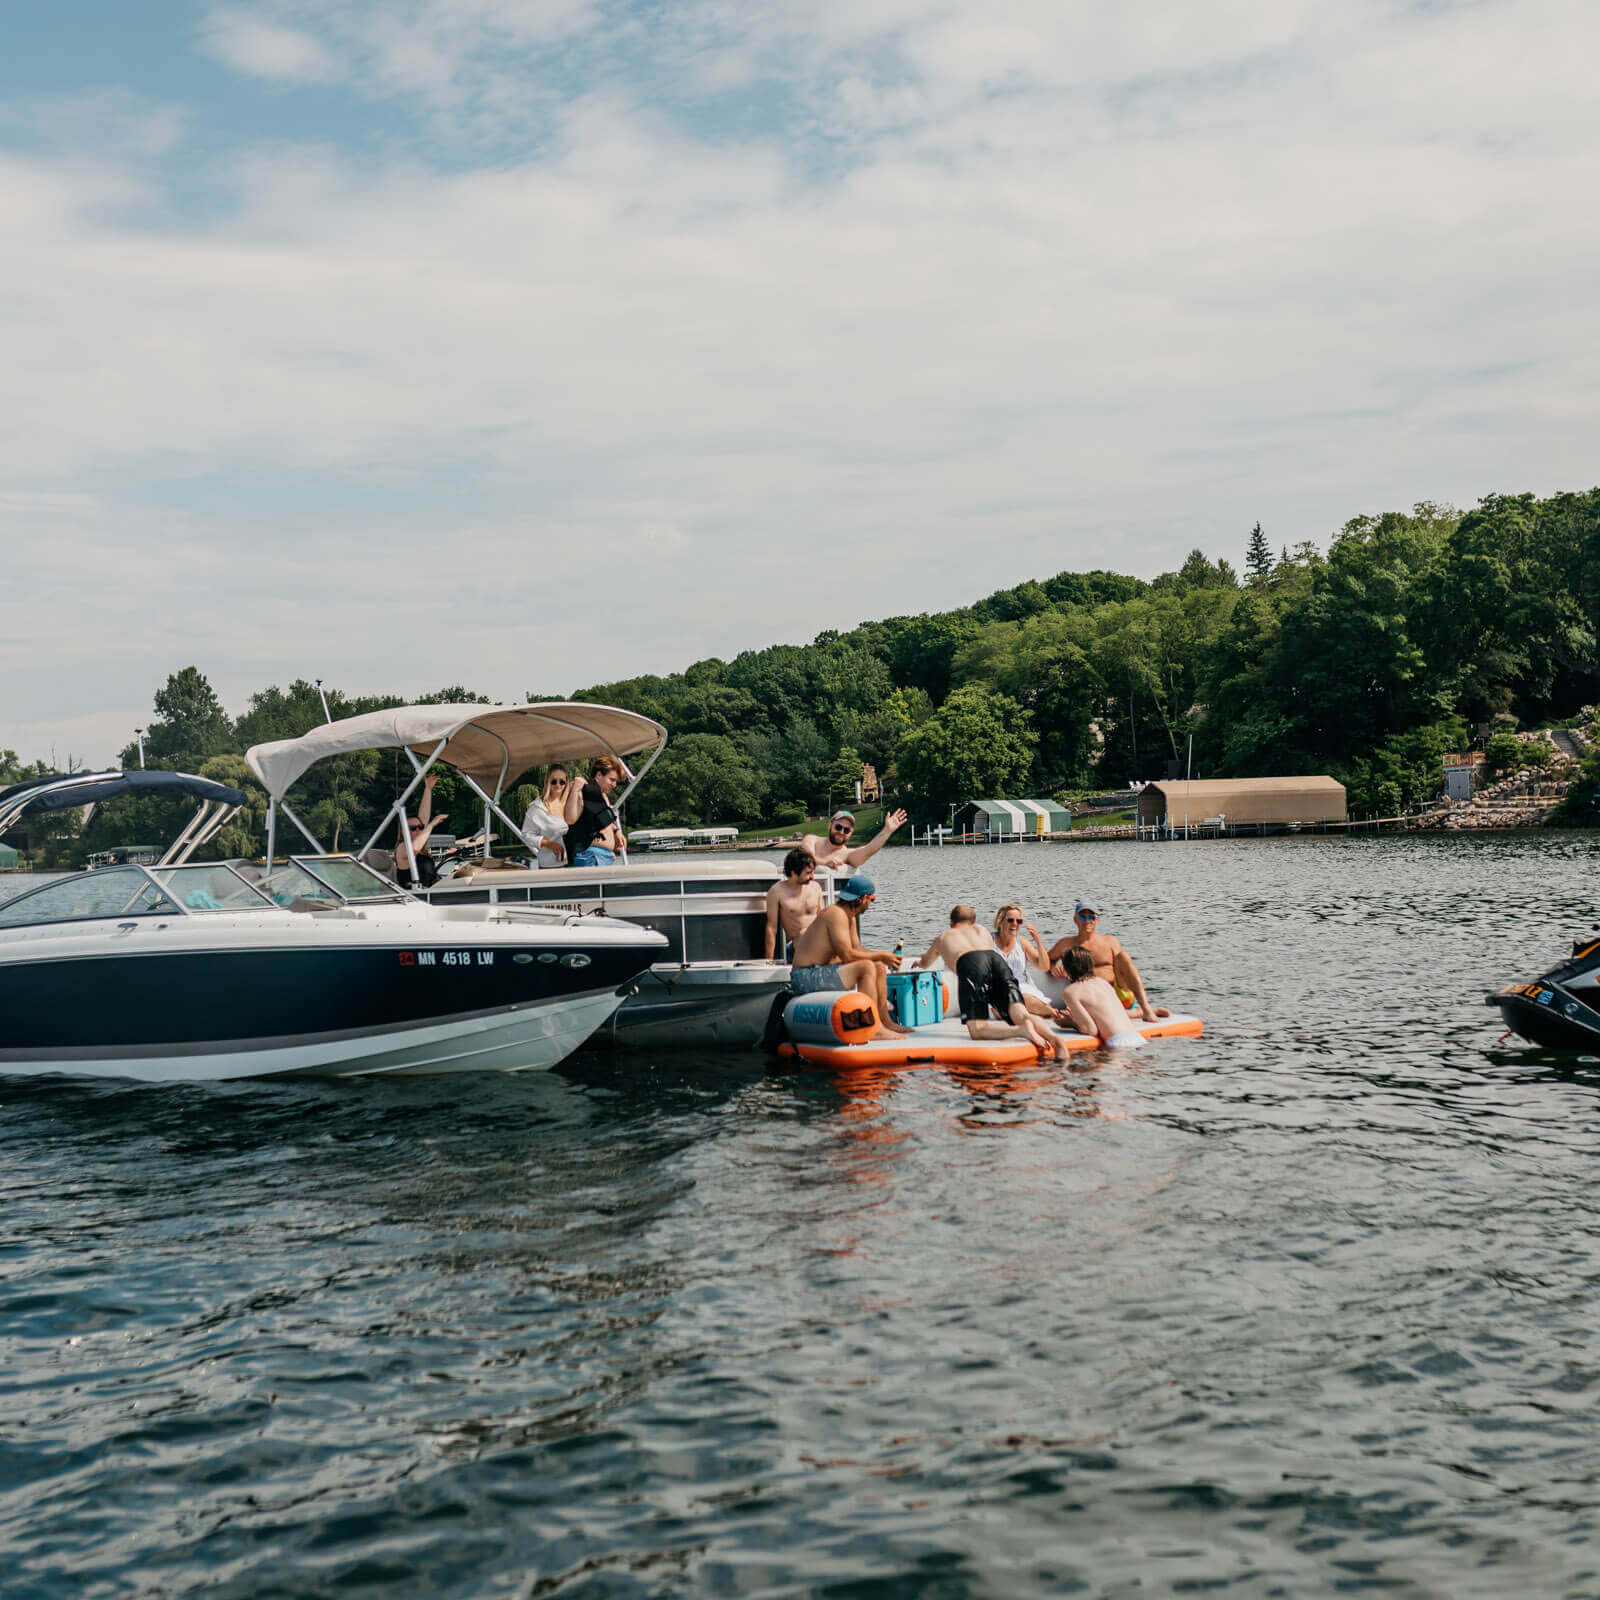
[955,949,1022,1023]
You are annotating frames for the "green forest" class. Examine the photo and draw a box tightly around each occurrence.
[6,488,1600,866]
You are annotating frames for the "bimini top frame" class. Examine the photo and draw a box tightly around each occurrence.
[0,768,248,868]
[243,701,668,875]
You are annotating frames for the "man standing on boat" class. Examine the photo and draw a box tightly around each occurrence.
[764,847,823,961]
[1046,899,1170,1022]
[788,874,909,1038]
[801,807,909,871]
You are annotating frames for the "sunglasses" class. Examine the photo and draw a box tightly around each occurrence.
[1075,910,1098,920]
[1003,917,1023,925]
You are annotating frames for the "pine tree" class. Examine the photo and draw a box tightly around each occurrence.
[1244,521,1272,584]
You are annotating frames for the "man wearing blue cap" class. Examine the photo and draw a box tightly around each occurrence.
[1046,898,1169,1022]
[788,872,909,1038]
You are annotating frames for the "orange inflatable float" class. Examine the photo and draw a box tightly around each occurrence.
[777,991,1203,1069]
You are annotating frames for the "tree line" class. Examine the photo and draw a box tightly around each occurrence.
[6,487,1599,865]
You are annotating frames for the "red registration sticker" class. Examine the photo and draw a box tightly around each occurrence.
[399,952,416,966]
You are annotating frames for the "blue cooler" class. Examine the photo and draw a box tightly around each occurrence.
[886,969,943,1028]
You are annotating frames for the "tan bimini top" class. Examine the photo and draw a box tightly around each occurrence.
[245,702,666,801]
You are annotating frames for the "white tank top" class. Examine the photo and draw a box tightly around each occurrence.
[997,939,1030,986]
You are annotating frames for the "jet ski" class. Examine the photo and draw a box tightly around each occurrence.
[1488,928,1600,1050]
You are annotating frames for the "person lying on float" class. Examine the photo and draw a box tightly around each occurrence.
[913,904,1066,1060]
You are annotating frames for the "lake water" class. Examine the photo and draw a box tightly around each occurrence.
[4,834,1600,1597]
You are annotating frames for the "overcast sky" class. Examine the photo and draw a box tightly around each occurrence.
[3,0,1596,766]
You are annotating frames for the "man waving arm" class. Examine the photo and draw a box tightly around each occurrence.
[844,808,908,868]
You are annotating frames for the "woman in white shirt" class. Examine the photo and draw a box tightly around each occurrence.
[993,903,1057,1017]
[520,765,571,868]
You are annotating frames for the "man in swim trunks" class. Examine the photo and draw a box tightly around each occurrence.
[1046,898,1170,1022]
[912,906,1064,1059]
[1056,948,1146,1049]
[800,807,909,871]
[788,873,909,1038]
[764,847,822,960]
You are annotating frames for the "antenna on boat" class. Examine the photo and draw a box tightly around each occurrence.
[314,680,332,724]
[134,728,146,769]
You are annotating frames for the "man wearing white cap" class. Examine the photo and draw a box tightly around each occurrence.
[800,807,908,870]
[1046,898,1169,1023]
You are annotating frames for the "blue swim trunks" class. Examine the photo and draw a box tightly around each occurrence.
[790,965,846,996]
[572,846,614,868]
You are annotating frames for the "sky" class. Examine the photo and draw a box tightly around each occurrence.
[2,0,1597,767]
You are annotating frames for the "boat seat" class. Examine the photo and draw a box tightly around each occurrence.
[362,848,397,880]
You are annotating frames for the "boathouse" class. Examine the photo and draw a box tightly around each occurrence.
[1136,777,1346,829]
[953,798,1073,838]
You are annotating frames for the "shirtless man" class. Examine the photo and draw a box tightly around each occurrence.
[1046,898,1170,1022]
[788,874,908,1039]
[801,808,909,871]
[1056,948,1147,1049]
[764,847,822,960]
[912,905,1065,1059]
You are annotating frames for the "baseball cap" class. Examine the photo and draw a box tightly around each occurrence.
[830,809,855,824]
[837,873,875,903]
[1074,897,1101,916]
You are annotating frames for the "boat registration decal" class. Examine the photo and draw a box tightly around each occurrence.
[398,951,496,966]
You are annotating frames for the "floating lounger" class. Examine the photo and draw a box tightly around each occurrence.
[778,1008,1204,1068]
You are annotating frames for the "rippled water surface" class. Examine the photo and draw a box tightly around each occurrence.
[5,835,1600,1598]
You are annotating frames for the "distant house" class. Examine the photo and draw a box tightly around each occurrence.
[1137,778,1346,829]
[859,762,880,805]
[953,798,1073,838]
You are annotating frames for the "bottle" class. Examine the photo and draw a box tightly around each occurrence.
[893,937,904,963]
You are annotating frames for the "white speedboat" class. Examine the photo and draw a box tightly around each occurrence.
[245,702,793,1048]
[0,771,666,1083]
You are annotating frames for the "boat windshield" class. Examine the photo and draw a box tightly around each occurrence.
[149,864,276,912]
[0,866,181,929]
[290,856,406,902]
[255,856,404,909]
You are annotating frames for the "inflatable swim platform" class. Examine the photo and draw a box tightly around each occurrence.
[776,987,1203,1069]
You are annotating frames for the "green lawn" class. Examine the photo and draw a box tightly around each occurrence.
[1070,809,1134,829]
[737,805,886,842]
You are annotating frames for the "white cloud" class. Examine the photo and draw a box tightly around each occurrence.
[201,10,338,83]
[3,0,1600,762]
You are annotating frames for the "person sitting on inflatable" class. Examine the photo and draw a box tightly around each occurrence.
[1046,898,1170,1021]
[1055,948,1147,1049]
[789,874,909,1039]
[914,905,1066,1060]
